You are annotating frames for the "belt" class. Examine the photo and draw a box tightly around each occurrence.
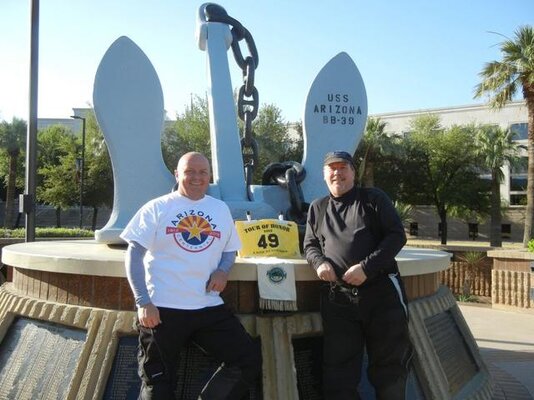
[328,281,360,305]
[327,274,393,298]
[330,281,359,296]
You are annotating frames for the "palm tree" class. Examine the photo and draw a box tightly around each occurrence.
[358,117,395,187]
[456,251,486,299]
[394,201,413,228]
[0,118,26,228]
[475,125,522,246]
[474,25,534,246]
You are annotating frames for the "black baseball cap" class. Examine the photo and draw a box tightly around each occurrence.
[323,151,354,167]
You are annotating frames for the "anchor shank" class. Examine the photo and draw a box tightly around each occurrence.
[204,22,247,201]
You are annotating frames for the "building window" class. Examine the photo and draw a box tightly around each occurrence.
[510,176,527,191]
[510,123,528,141]
[501,224,511,239]
[409,222,418,236]
[510,193,527,206]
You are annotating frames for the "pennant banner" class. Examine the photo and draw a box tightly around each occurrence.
[256,259,297,311]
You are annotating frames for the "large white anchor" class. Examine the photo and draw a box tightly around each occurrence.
[92,3,367,244]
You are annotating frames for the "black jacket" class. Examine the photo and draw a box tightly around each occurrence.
[303,186,407,284]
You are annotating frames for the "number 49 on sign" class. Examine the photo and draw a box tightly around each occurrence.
[234,219,300,258]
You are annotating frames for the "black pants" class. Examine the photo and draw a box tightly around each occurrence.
[137,305,261,400]
[321,275,413,400]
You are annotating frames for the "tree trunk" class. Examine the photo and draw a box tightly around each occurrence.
[439,209,448,245]
[462,267,476,297]
[522,93,534,246]
[14,212,22,228]
[4,152,18,229]
[462,278,472,297]
[490,169,502,247]
[55,207,61,228]
[358,147,370,186]
[363,160,375,188]
[92,207,98,231]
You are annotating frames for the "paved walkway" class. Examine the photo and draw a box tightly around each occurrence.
[459,304,534,399]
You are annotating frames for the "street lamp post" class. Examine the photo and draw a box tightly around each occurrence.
[71,115,86,229]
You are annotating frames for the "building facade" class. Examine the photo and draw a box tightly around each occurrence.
[371,100,529,206]
[370,100,529,242]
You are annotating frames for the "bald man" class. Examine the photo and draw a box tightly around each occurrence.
[121,152,261,400]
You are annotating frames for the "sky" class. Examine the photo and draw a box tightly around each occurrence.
[0,0,532,124]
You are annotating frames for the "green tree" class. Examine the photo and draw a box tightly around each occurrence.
[474,25,534,246]
[0,117,26,228]
[37,112,113,230]
[475,125,522,246]
[401,116,489,244]
[354,143,405,202]
[38,149,80,217]
[251,104,297,183]
[162,95,210,172]
[37,124,79,227]
[456,251,486,299]
[409,113,442,134]
[286,120,304,163]
[394,201,413,226]
[357,117,393,187]
[162,97,301,187]
[38,125,76,167]
[38,125,80,221]
[83,111,114,230]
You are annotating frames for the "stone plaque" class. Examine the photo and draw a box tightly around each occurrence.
[292,336,377,399]
[292,336,424,399]
[406,369,426,400]
[175,339,263,400]
[103,336,262,399]
[425,310,478,395]
[175,342,220,399]
[0,317,86,399]
[103,335,140,400]
[293,336,323,399]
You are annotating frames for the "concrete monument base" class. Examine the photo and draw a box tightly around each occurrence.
[0,241,493,399]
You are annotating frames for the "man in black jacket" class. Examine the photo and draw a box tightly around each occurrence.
[303,150,412,400]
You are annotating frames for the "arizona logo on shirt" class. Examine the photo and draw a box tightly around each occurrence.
[166,214,221,252]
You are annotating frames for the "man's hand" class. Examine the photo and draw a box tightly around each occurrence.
[342,264,367,286]
[316,262,337,282]
[137,303,161,328]
[206,269,229,293]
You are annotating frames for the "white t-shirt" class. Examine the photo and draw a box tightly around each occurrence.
[120,192,241,310]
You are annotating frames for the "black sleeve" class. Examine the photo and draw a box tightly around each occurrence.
[360,189,407,279]
[303,199,327,271]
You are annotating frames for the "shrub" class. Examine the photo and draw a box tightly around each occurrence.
[394,201,413,225]
[528,238,534,253]
[456,294,476,303]
[0,228,93,238]
[456,251,486,297]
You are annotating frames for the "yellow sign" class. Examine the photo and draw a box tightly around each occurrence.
[235,219,300,258]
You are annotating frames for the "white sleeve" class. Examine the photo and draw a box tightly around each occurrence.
[120,201,158,249]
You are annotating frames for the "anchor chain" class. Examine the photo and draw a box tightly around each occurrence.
[204,4,259,200]
[262,161,309,226]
